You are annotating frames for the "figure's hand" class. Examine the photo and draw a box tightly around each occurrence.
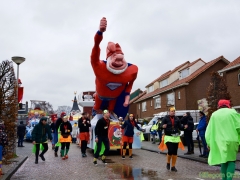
[95,137,98,143]
[142,129,145,132]
[87,140,90,144]
[162,124,167,128]
[196,129,198,133]
[32,141,36,145]
[184,125,188,129]
[99,17,107,32]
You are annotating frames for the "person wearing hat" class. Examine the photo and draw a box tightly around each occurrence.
[161,107,183,172]
[54,112,66,157]
[93,110,111,165]
[17,121,26,147]
[59,116,72,160]
[90,17,138,119]
[32,117,52,164]
[120,114,145,159]
[78,112,91,157]
[196,111,208,158]
[205,99,240,180]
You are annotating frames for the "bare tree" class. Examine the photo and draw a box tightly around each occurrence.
[206,72,231,122]
[0,60,17,160]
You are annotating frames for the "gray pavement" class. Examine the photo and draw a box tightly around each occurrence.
[1,141,33,180]
[141,141,240,170]
[9,141,240,180]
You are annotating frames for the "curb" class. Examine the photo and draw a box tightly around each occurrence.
[141,148,240,171]
[1,156,28,180]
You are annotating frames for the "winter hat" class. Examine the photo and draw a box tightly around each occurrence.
[106,42,124,59]
[40,117,48,121]
[61,112,66,117]
[218,99,231,108]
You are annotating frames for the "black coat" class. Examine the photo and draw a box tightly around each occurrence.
[17,124,26,137]
[180,115,194,132]
[161,115,183,136]
[78,117,91,132]
[60,121,72,136]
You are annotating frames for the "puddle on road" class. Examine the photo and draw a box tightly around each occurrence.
[107,164,163,179]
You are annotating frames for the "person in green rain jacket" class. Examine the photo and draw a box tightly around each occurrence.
[205,99,240,180]
[32,117,52,164]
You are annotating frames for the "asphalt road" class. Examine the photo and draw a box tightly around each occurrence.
[10,141,240,180]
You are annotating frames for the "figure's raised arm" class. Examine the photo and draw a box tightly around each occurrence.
[91,17,108,67]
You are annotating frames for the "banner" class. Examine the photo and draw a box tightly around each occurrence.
[18,87,23,103]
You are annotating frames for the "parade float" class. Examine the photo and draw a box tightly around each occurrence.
[25,100,54,141]
[85,17,142,152]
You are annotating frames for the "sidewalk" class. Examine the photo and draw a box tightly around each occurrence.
[141,141,240,171]
[1,142,33,180]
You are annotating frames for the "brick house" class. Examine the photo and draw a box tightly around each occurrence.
[133,56,229,119]
[218,56,240,112]
[128,90,146,119]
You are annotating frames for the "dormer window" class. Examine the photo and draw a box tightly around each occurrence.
[160,79,168,88]
[179,68,189,79]
[148,85,154,93]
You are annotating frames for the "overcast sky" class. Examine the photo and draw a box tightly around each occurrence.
[1,0,240,110]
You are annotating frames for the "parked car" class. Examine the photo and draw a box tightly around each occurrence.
[142,110,200,141]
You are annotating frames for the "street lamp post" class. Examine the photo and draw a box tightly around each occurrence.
[12,56,25,108]
[12,56,25,155]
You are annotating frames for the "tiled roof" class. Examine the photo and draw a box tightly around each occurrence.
[183,58,205,69]
[129,91,146,104]
[145,61,189,87]
[136,56,229,103]
[221,56,240,70]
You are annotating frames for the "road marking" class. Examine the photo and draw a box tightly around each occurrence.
[195,178,205,180]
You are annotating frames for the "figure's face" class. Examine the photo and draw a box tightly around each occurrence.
[104,112,110,119]
[169,110,175,116]
[108,53,127,70]
[113,129,122,138]
[63,117,68,122]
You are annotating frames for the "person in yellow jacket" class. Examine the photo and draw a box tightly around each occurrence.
[150,121,158,144]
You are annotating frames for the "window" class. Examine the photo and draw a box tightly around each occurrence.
[238,73,240,86]
[139,104,140,110]
[178,91,181,100]
[154,97,161,109]
[160,79,168,88]
[142,102,146,112]
[150,100,152,106]
[148,85,154,92]
[179,69,189,79]
[167,92,175,105]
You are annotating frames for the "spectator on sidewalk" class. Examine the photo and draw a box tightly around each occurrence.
[181,112,194,155]
[156,118,163,145]
[120,114,145,159]
[72,122,78,143]
[32,117,52,164]
[205,99,240,180]
[17,121,26,147]
[0,122,8,175]
[59,116,72,160]
[161,107,183,172]
[150,121,158,144]
[196,111,208,158]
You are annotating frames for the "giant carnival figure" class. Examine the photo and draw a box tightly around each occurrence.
[91,17,138,118]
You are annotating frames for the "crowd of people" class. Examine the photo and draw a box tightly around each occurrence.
[5,99,239,180]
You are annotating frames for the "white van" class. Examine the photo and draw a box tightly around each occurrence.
[142,110,200,141]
